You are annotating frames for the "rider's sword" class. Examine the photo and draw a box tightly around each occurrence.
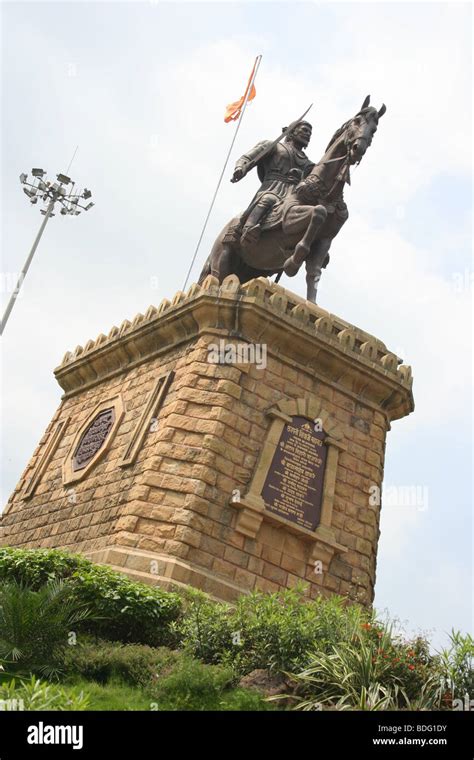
[230,103,313,182]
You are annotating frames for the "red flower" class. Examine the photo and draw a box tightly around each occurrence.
[361,623,371,630]
[408,664,415,671]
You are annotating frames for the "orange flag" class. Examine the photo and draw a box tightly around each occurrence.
[224,58,259,123]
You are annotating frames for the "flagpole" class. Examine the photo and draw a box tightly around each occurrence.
[182,54,262,291]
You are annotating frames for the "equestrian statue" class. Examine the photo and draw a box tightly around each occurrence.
[198,95,386,303]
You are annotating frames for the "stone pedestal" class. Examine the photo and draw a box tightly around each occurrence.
[0,275,414,605]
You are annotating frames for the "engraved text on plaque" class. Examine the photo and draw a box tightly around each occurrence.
[72,408,115,471]
[261,415,327,531]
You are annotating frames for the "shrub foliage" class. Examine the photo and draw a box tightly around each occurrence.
[0,579,91,678]
[1,548,471,711]
[0,548,181,646]
[176,585,371,674]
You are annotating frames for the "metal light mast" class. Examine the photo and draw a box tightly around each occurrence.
[0,169,94,335]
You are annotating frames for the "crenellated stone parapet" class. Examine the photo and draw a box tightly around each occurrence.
[55,275,413,422]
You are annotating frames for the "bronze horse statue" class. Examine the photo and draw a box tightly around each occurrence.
[198,96,386,302]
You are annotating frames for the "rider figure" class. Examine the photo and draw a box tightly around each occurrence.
[226,121,315,247]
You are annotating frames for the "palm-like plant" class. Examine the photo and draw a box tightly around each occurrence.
[0,675,90,710]
[282,626,447,711]
[285,629,402,710]
[295,633,391,701]
[336,683,400,711]
[437,630,474,701]
[0,579,91,679]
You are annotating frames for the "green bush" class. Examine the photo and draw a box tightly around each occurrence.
[0,580,91,679]
[0,675,90,711]
[0,548,181,646]
[285,625,444,711]
[177,587,447,710]
[361,622,435,701]
[148,657,234,710]
[68,562,181,646]
[66,640,271,711]
[147,656,270,711]
[437,630,474,705]
[178,586,370,674]
[0,547,89,588]
[64,639,181,687]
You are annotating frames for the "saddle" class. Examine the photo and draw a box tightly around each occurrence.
[260,196,341,233]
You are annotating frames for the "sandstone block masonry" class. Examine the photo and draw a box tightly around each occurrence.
[0,275,414,605]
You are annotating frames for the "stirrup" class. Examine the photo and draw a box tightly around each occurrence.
[240,224,261,248]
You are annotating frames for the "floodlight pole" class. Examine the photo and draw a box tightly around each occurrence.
[1,168,94,336]
[0,200,54,336]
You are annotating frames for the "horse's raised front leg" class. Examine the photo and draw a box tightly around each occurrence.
[283,205,327,277]
[305,238,332,303]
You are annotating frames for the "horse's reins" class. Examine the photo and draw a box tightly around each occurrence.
[318,155,346,165]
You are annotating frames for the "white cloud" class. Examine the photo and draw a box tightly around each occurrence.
[318,212,471,428]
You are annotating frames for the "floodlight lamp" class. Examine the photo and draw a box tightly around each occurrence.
[7,166,94,336]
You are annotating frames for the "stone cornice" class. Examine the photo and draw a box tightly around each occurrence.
[54,275,414,420]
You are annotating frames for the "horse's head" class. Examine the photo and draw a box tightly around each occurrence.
[294,96,386,205]
[328,95,386,165]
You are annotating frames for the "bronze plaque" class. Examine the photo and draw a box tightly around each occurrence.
[261,416,327,531]
[72,407,115,471]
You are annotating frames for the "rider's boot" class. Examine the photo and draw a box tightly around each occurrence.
[240,204,264,248]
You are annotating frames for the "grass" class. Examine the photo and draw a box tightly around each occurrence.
[62,673,275,711]
[64,678,152,711]
[146,657,274,711]
[60,647,276,711]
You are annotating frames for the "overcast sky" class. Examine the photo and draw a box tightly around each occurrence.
[0,1,472,651]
